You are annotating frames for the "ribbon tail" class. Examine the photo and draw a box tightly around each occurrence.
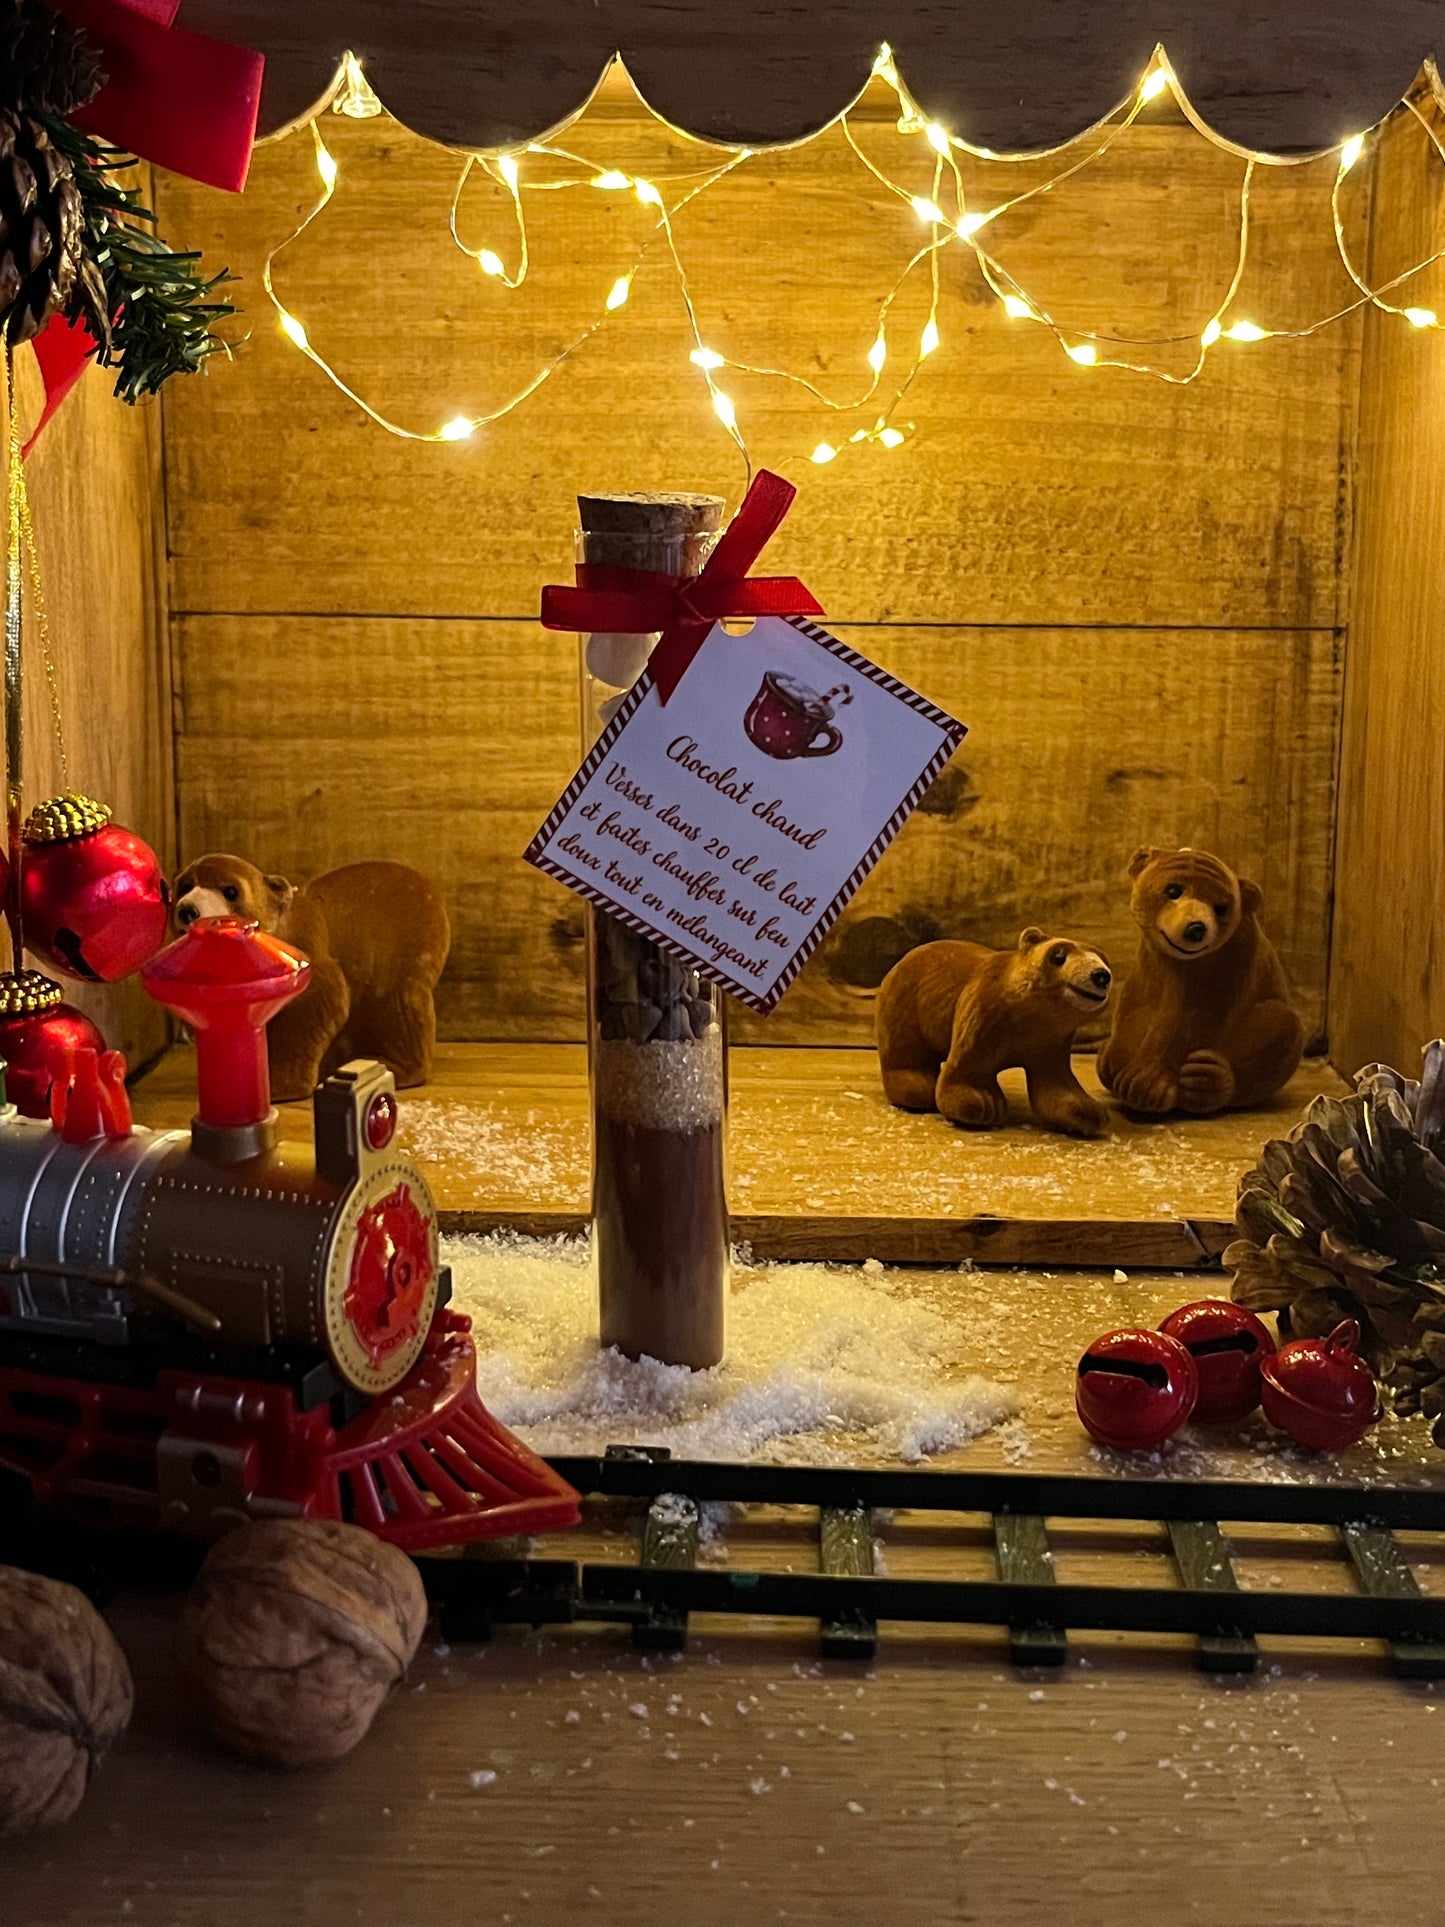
[23,315,97,458]
[541,585,680,634]
[66,0,264,192]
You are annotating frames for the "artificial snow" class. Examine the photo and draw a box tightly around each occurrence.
[446,1232,1018,1462]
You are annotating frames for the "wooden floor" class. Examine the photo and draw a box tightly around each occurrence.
[131,1043,1347,1269]
[6,1265,1444,1927]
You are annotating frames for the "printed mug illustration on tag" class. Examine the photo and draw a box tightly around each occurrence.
[743,672,852,760]
[526,614,966,1013]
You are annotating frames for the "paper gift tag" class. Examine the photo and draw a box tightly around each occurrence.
[525,615,965,1013]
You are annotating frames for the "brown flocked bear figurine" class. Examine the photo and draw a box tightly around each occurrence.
[1097,846,1303,1116]
[172,856,450,1102]
[876,929,1114,1138]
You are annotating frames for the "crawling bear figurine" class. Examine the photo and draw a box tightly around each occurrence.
[1097,846,1303,1116]
[172,855,450,1102]
[876,930,1113,1137]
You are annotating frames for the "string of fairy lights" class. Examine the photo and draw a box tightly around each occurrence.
[262,46,1445,473]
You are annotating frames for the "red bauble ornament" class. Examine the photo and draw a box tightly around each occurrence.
[0,969,105,1117]
[1259,1318,1381,1451]
[20,794,169,984]
[1159,1300,1276,1423]
[1076,1327,1199,1450]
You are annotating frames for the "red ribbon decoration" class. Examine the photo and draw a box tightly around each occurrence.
[541,469,824,704]
[24,0,264,453]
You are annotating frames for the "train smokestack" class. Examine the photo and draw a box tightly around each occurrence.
[141,917,311,1160]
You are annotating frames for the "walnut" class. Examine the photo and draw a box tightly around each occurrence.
[0,1566,133,1834]
[179,1519,427,1766]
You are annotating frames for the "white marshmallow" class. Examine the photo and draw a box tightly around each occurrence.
[586,630,657,688]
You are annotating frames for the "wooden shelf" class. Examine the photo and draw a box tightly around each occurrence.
[130,1044,1347,1269]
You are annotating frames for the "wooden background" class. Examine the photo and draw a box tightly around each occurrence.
[13,341,170,1070]
[1330,96,1445,1077]
[157,85,1366,1047]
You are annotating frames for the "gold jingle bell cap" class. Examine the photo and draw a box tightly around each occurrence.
[0,969,63,1015]
[22,793,113,845]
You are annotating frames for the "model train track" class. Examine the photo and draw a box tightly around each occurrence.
[422,1447,1445,1678]
[6,1446,1445,1678]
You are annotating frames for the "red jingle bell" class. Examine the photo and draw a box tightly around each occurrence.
[20,794,169,984]
[1076,1327,1199,1450]
[1259,1318,1381,1451]
[1159,1300,1276,1423]
[0,969,105,1117]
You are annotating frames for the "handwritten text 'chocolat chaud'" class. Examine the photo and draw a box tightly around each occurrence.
[552,745,828,980]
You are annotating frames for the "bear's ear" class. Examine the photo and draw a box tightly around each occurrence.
[1128,847,1158,878]
[263,873,295,916]
[1017,926,1045,949]
[1238,876,1262,915]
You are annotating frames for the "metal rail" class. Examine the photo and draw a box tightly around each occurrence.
[422,1447,1445,1677]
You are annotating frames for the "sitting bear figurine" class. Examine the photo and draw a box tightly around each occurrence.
[1097,846,1303,1116]
[876,929,1114,1137]
[172,855,450,1102]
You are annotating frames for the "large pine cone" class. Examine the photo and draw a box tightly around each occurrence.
[1227,1041,1445,1441]
[0,107,91,344]
[0,0,103,119]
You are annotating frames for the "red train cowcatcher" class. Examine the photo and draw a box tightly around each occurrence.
[0,916,580,1549]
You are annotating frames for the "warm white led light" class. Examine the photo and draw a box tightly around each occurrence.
[1002,294,1034,320]
[498,154,520,189]
[866,334,887,374]
[1140,68,1169,102]
[925,123,951,155]
[606,276,632,310]
[439,416,474,441]
[712,389,737,431]
[591,170,631,190]
[919,317,940,357]
[911,196,945,224]
[315,141,337,190]
[689,346,725,369]
[1066,341,1098,365]
[335,50,382,119]
[1340,134,1365,172]
[1405,306,1438,328]
[811,442,838,464]
[634,179,664,207]
[878,426,905,448]
[957,210,995,237]
[1224,320,1267,341]
[479,249,505,277]
[1201,318,1223,348]
[278,311,308,350]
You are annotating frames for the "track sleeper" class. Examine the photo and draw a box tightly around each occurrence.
[1165,1518,1257,1673]
[633,1491,700,1651]
[993,1513,1067,1667]
[1340,1521,1445,1679]
[819,1504,877,1659]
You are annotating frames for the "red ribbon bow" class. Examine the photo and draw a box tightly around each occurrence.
[26,0,264,452]
[541,469,824,703]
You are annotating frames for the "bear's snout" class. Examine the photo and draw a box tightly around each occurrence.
[1091,966,1111,990]
[1184,920,1208,944]
[173,885,238,931]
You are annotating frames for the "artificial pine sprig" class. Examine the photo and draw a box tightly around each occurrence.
[38,113,235,402]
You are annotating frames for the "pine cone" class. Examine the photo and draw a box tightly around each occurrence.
[1226,1041,1445,1443]
[0,0,103,119]
[0,107,89,344]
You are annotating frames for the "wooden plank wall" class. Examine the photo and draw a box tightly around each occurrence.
[157,88,1361,1046]
[1330,97,1445,1078]
[14,350,171,1068]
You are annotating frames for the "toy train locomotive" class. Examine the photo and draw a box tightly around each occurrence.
[0,916,579,1549]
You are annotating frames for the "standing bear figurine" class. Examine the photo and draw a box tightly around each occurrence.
[172,855,450,1102]
[1097,846,1303,1116]
[876,930,1113,1138]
